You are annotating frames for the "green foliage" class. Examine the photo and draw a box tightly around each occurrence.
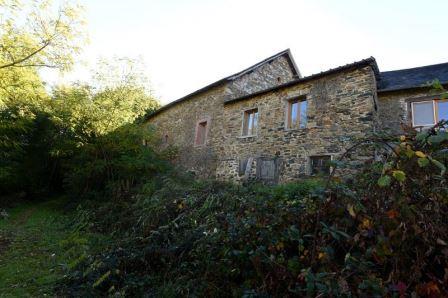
[0,0,87,110]
[0,107,67,195]
[0,55,161,199]
[0,0,161,200]
[0,0,87,71]
[64,124,172,199]
[0,198,110,296]
[59,121,448,297]
[51,57,159,136]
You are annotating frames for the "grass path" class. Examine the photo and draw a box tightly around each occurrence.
[0,198,107,297]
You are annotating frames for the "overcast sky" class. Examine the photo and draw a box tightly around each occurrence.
[44,0,448,104]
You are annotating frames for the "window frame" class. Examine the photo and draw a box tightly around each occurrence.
[410,98,448,128]
[194,117,210,147]
[436,98,448,123]
[285,96,307,130]
[256,157,281,184]
[241,107,259,137]
[411,100,436,127]
[308,155,333,176]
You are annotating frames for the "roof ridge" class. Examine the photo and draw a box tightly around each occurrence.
[145,49,300,119]
[302,57,378,80]
[226,48,299,80]
[380,61,448,74]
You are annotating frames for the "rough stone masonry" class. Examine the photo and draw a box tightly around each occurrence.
[146,49,448,183]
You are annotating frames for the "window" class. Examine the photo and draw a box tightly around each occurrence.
[238,158,248,176]
[242,108,258,136]
[411,99,448,127]
[194,120,208,146]
[437,100,448,121]
[287,98,307,129]
[256,157,280,183]
[310,155,331,175]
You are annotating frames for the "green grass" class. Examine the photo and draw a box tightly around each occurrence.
[0,198,109,297]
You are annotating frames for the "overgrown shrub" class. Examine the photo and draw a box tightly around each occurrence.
[63,123,174,200]
[59,122,448,297]
[0,107,70,196]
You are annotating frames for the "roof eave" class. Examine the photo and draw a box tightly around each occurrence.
[145,79,226,119]
[145,49,299,120]
[377,82,448,94]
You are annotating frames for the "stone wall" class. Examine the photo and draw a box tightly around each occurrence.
[226,55,297,100]
[147,85,226,177]
[146,56,444,183]
[377,89,442,134]
[215,66,378,183]
[146,54,296,178]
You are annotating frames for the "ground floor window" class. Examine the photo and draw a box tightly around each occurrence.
[411,99,448,127]
[256,157,280,183]
[310,155,332,175]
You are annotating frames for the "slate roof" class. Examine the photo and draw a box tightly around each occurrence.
[146,49,300,119]
[378,62,448,92]
[225,57,380,104]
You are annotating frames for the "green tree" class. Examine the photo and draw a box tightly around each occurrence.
[51,57,160,137]
[0,0,86,70]
[0,0,87,109]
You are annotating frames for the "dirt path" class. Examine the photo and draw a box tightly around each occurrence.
[0,199,108,296]
[0,206,35,257]
[0,200,70,296]
[0,234,11,256]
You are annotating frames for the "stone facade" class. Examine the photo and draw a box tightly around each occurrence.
[216,66,377,183]
[377,89,444,134]
[147,50,297,177]
[146,50,447,183]
[225,55,297,99]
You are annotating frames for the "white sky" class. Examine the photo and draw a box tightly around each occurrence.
[44,0,448,104]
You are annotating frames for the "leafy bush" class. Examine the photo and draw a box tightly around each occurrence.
[63,123,174,200]
[59,122,448,297]
[0,107,69,196]
[0,57,161,201]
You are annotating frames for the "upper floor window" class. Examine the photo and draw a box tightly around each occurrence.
[412,99,448,127]
[287,98,307,129]
[194,119,208,146]
[242,108,258,136]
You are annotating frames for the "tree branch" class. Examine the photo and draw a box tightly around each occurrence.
[0,39,51,70]
[10,63,59,68]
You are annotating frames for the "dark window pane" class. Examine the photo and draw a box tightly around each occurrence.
[239,158,248,176]
[256,158,278,182]
[310,155,331,175]
[195,121,207,145]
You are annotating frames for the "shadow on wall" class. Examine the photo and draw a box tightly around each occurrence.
[177,146,217,179]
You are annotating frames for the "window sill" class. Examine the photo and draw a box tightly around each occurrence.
[237,135,257,139]
[412,125,434,131]
[284,127,307,132]
[194,143,207,148]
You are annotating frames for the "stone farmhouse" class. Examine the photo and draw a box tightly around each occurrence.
[146,49,448,183]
